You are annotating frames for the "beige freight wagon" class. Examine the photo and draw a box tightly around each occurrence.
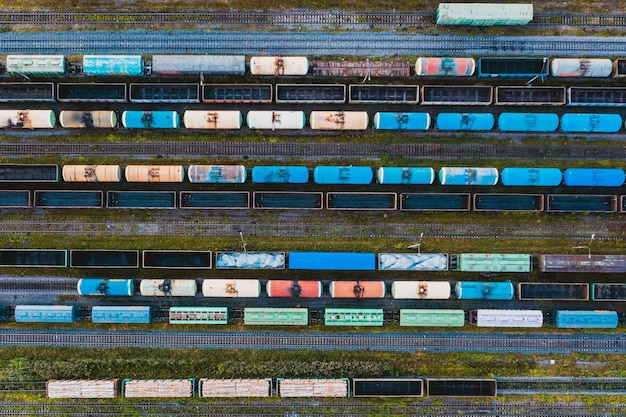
[200,378,272,397]
[123,379,194,398]
[46,379,121,398]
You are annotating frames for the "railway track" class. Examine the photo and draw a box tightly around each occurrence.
[0,401,624,417]
[0,31,625,56]
[2,329,626,354]
[0,220,620,240]
[0,11,626,30]
[1,141,625,160]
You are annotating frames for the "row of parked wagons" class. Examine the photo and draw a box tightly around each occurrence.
[46,376,497,398]
[5,109,626,132]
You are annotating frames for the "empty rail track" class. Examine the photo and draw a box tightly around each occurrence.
[1,141,625,160]
[1,11,626,31]
[1,31,625,56]
[2,329,626,354]
[0,401,624,417]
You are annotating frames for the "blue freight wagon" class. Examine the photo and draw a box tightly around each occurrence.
[554,310,618,329]
[373,112,431,130]
[560,113,622,133]
[497,113,559,132]
[313,166,373,185]
[289,252,376,271]
[251,166,309,183]
[82,55,144,76]
[121,111,180,129]
[91,306,152,324]
[438,167,499,186]
[500,167,563,186]
[14,305,78,323]
[77,278,134,296]
[563,168,625,187]
[454,281,514,300]
[376,167,435,185]
[436,113,495,131]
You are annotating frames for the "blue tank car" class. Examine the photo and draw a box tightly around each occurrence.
[373,112,431,130]
[77,278,134,296]
[564,168,625,187]
[376,167,435,185]
[313,166,373,185]
[82,55,144,76]
[439,167,499,186]
[251,166,309,183]
[501,167,563,186]
[122,111,180,129]
[560,113,623,133]
[454,281,514,300]
[436,113,495,131]
[498,113,559,132]
[554,310,618,328]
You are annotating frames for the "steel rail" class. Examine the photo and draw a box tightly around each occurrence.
[1,141,625,160]
[1,329,626,354]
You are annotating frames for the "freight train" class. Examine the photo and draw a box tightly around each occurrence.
[9,304,622,329]
[45,376,497,398]
[4,54,626,78]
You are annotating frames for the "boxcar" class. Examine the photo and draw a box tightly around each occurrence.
[152,55,246,75]
[415,57,475,76]
[0,110,56,129]
[497,113,559,132]
[551,58,613,77]
[454,253,532,272]
[289,252,376,270]
[554,310,618,328]
[324,308,384,326]
[500,167,562,186]
[438,167,499,186]
[435,113,495,131]
[139,279,197,297]
[77,278,134,296]
[83,55,144,76]
[14,305,77,323]
[563,168,625,187]
[169,306,228,324]
[266,280,322,297]
[454,281,514,300]
[251,166,309,183]
[188,165,247,184]
[560,113,622,133]
[183,110,242,129]
[124,165,184,183]
[436,3,532,25]
[199,378,272,397]
[202,279,261,298]
[250,56,309,76]
[47,379,121,399]
[277,378,349,398]
[540,254,626,273]
[313,166,373,184]
[470,309,543,328]
[309,111,369,130]
[373,112,431,130]
[91,306,152,323]
[329,281,386,298]
[376,167,435,185]
[59,110,118,128]
[391,281,451,299]
[399,309,465,327]
[62,165,122,182]
[6,55,66,75]
[121,111,180,129]
[215,252,285,269]
[246,110,306,129]
[244,307,308,326]
[123,379,195,398]
[378,253,448,271]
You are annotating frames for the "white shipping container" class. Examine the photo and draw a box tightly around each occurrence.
[202,279,261,298]
[437,3,533,25]
[475,309,543,327]
[551,58,613,77]
[250,56,309,75]
[246,110,306,130]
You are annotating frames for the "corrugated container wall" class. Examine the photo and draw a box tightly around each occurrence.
[152,55,245,75]
[437,3,533,26]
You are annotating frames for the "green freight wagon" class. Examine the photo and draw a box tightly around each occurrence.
[244,307,308,326]
[400,309,465,327]
[6,55,67,75]
[455,253,532,272]
[437,3,533,26]
[324,308,384,326]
